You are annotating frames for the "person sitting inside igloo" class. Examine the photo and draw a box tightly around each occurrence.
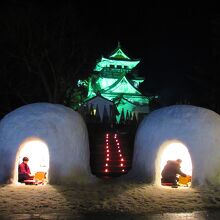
[18,157,34,183]
[161,159,190,187]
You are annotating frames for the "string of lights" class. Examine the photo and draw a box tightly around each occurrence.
[104,133,126,174]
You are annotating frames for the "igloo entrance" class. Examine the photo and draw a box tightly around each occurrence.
[155,141,192,187]
[14,138,49,184]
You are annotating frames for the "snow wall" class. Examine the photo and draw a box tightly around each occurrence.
[0,103,95,184]
[130,105,220,186]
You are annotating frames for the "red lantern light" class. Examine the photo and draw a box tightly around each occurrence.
[105,169,108,172]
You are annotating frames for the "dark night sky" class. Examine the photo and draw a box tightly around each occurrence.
[0,2,211,79]
[0,1,217,115]
[75,3,209,95]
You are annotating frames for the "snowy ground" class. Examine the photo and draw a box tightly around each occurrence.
[1,180,220,215]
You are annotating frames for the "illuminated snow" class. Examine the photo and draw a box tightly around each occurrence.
[159,142,192,176]
[155,140,192,185]
[0,103,95,184]
[14,139,49,183]
[130,105,220,186]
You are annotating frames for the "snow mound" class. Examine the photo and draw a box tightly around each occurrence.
[0,103,95,184]
[130,105,220,186]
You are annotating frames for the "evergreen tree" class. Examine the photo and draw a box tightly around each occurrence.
[119,108,125,124]
[102,106,109,124]
[95,104,101,123]
[131,112,137,125]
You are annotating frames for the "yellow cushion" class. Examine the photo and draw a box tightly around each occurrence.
[179,176,191,184]
[35,172,46,181]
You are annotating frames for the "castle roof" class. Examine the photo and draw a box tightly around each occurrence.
[94,42,140,71]
[109,42,131,60]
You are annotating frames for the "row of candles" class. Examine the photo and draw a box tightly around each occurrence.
[104,133,125,173]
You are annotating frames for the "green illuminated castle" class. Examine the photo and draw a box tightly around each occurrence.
[78,43,153,123]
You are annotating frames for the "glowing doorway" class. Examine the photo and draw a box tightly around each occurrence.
[155,141,192,186]
[14,138,49,184]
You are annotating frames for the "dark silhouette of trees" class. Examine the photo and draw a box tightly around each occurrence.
[0,1,96,117]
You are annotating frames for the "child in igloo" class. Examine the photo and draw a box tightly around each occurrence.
[18,157,34,183]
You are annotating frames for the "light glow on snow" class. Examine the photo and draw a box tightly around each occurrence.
[155,140,192,186]
[14,138,49,184]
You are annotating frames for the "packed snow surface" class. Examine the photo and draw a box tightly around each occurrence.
[0,103,95,184]
[131,105,220,186]
[0,183,220,215]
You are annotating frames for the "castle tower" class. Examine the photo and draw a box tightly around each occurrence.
[80,42,151,123]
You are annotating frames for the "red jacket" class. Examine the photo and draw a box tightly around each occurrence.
[18,162,31,175]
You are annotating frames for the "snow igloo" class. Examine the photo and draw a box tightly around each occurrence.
[0,103,94,184]
[131,105,220,187]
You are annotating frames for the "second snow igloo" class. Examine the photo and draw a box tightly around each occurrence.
[0,103,95,184]
[131,105,220,186]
